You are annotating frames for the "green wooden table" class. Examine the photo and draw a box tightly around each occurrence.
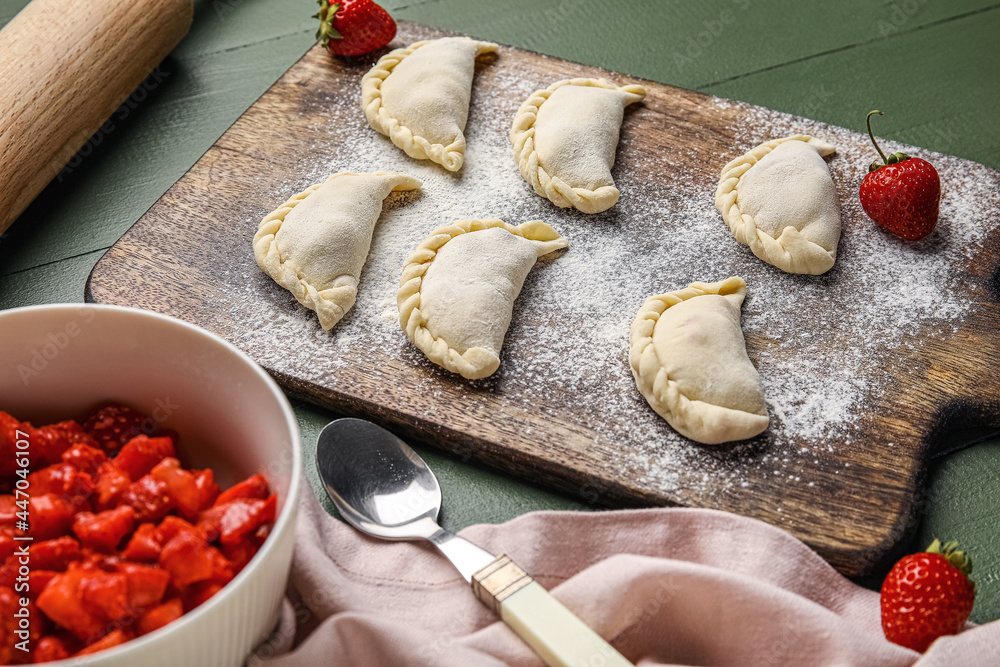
[2,0,999,624]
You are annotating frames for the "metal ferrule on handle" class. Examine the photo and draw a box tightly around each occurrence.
[472,555,635,667]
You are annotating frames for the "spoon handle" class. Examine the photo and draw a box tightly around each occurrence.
[473,555,634,667]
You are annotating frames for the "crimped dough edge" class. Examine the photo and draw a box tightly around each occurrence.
[361,38,499,172]
[628,276,769,445]
[510,77,646,214]
[397,218,567,380]
[253,171,421,331]
[714,135,838,275]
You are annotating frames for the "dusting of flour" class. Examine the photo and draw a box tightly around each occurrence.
[207,58,999,510]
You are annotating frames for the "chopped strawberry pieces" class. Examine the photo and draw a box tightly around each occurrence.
[122,475,173,522]
[182,581,224,612]
[118,562,170,608]
[28,494,75,541]
[79,567,130,622]
[0,495,15,525]
[62,443,107,474]
[75,628,129,655]
[34,421,98,467]
[151,458,202,520]
[30,536,82,571]
[114,435,175,481]
[93,461,131,511]
[0,411,27,479]
[159,532,232,588]
[72,506,135,552]
[0,406,277,659]
[122,523,162,562]
[36,565,107,642]
[137,598,183,636]
[34,635,74,661]
[218,495,277,546]
[214,473,269,506]
[194,468,220,509]
[81,402,151,453]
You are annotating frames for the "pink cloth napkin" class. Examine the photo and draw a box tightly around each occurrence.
[253,488,998,666]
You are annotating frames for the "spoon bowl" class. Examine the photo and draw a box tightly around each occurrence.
[318,418,442,539]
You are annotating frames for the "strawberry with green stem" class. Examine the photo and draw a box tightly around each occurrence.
[859,110,941,241]
[314,0,396,57]
[881,539,976,653]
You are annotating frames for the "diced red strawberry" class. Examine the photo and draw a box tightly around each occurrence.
[0,412,32,478]
[196,504,225,544]
[79,568,130,622]
[28,493,75,541]
[62,443,107,474]
[0,587,43,664]
[221,539,256,575]
[28,570,60,599]
[93,461,131,511]
[137,597,183,636]
[34,635,75,661]
[158,532,232,588]
[31,536,82,571]
[72,506,135,552]
[218,495,277,546]
[27,464,94,511]
[36,565,107,641]
[0,496,15,526]
[0,526,14,563]
[118,562,170,608]
[122,475,173,522]
[193,468,220,510]
[214,473,268,506]
[113,435,175,481]
[34,421,98,467]
[81,403,151,453]
[122,524,161,562]
[182,581,224,612]
[154,516,198,544]
[75,628,130,655]
[151,458,202,520]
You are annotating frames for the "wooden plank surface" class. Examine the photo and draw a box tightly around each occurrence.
[86,21,1000,576]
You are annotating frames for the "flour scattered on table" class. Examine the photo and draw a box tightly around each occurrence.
[208,61,998,504]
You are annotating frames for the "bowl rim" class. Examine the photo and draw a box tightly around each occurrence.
[1,303,303,664]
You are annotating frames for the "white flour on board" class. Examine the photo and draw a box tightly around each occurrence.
[209,62,997,503]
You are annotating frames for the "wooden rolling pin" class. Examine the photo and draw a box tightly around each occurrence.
[0,0,193,235]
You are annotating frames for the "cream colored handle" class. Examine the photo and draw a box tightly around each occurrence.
[0,0,193,234]
[501,581,634,667]
[471,555,633,667]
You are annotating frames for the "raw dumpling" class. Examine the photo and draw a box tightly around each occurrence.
[715,135,841,275]
[629,277,769,445]
[398,219,567,379]
[511,78,646,214]
[253,171,421,330]
[362,37,498,172]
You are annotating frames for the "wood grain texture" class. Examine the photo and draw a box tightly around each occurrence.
[0,0,193,234]
[86,22,1000,576]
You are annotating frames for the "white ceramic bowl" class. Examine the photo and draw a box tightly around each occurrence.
[0,304,301,666]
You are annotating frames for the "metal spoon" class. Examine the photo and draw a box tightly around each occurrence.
[317,417,634,667]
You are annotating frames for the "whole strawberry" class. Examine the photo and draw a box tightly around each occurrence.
[859,110,941,241]
[314,0,396,57]
[881,539,976,653]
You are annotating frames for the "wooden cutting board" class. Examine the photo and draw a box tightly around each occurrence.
[86,21,1000,576]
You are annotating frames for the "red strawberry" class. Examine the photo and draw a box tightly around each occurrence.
[859,110,941,241]
[314,0,396,57]
[881,539,976,653]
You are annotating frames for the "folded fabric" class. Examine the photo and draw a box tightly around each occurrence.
[252,487,997,666]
